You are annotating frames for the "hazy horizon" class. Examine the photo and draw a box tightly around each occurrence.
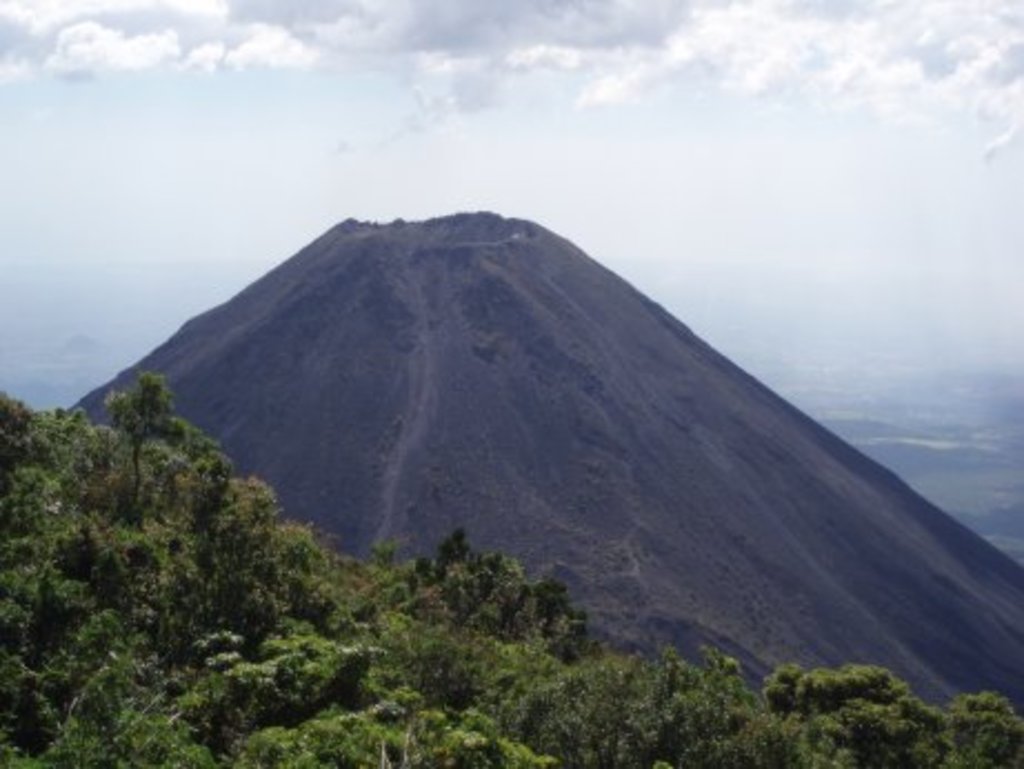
[2,0,1023,411]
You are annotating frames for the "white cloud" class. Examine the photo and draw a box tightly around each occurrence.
[670,3,828,96]
[45,21,180,75]
[167,0,228,17]
[223,23,317,69]
[394,55,504,134]
[577,66,655,107]
[181,40,224,71]
[2,0,1023,152]
[570,0,1024,149]
[506,45,584,72]
[228,0,356,26]
[0,54,30,82]
[0,0,225,35]
[984,122,1017,161]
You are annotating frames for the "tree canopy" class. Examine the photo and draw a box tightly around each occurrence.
[0,375,1021,767]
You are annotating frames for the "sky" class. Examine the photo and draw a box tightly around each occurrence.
[1,0,1023,408]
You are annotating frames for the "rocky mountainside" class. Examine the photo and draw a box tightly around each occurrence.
[80,212,1024,703]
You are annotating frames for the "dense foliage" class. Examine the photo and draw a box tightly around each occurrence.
[1,375,1022,767]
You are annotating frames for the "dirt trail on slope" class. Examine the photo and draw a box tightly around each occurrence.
[377,275,439,542]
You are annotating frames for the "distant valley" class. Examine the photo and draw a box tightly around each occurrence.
[758,365,1024,565]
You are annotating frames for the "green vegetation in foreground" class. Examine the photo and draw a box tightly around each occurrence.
[1,373,1022,768]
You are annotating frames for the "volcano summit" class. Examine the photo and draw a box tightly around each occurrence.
[81,212,1024,703]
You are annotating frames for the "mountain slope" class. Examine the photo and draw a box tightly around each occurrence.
[80,212,1024,703]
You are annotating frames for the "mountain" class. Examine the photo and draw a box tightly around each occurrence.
[79,212,1024,703]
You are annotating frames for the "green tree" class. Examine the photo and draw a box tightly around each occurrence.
[409,531,589,661]
[764,663,946,768]
[105,372,174,514]
[0,394,33,496]
[944,691,1024,768]
[4,380,1023,766]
